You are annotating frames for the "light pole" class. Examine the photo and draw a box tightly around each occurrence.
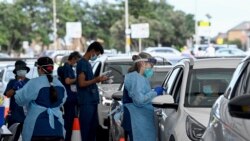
[125,0,130,53]
[194,0,199,45]
[53,0,57,50]
[206,14,212,45]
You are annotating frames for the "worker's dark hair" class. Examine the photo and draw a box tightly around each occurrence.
[68,51,81,60]
[86,41,104,54]
[37,57,58,103]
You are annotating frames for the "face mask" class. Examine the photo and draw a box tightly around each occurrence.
[203,85,213,96]
[90,54,97,61]
[144,68,154,78]
[16,70,27,77]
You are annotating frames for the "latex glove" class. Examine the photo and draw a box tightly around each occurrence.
[13,80,25,90]
[154,86,165,96]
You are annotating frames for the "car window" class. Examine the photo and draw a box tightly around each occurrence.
[102,62,132,84]
[155,49,173,54]
[185,68,235,107]
[171,69,183,103]
[150,71,169,88]
[0,68,4,82]
[163,68,181,95]
[232,63,250,98]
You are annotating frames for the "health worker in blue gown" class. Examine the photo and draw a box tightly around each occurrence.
[122,52,164,141]
[15,57,67,141]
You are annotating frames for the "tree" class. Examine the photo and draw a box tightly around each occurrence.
[0,2,30,54]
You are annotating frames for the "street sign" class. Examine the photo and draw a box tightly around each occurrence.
[131,23,149,39]
[66,22,82,38]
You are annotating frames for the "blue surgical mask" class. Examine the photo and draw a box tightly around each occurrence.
[90,54,97,61]
[203,85,213,96]
[144,68,154,78]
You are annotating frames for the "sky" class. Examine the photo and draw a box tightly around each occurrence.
[167,0,250,37]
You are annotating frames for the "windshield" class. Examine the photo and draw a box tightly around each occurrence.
[185,68,235,107]
[103,62,133,84]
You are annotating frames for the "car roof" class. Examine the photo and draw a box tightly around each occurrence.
[153,65,173,72]
[193,58,242,69]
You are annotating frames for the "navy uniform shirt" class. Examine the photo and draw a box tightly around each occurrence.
[62,62,77,103]
[4,78,29,122]
[76,58,99,105]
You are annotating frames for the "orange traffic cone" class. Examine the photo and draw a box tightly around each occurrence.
[119,137,125,141]
[71,117,81,141]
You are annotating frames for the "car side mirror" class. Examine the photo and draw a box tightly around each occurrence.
[228,94,250,119]
[112,91,123,101]
[152,95,178,110]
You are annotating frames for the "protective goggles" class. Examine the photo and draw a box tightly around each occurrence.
[134,57,157,64]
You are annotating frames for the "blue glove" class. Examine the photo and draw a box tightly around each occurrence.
[13,80,25,90]
[154,86,165,96]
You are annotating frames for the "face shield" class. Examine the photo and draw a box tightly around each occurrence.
[134,57,157,65]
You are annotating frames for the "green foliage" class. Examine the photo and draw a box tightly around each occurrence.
[0,0,195,53]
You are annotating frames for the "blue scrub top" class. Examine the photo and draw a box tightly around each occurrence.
[76,58,99,105]
[4,78,29,122]
[62,62,77,103]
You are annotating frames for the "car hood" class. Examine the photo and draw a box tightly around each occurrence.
[184,107,211,126]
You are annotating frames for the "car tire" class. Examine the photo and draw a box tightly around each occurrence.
[169,135,175,141]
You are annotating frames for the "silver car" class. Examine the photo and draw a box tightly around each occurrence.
[202,56,250,141]
[152,57,242,141]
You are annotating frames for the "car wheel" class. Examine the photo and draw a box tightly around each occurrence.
[169,135,175,141]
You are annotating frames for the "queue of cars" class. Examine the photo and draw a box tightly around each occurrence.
[105,54,250,141]
[1,48,250,141]
[152,58,242,141]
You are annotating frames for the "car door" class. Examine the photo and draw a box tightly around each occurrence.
[157,66,184,141]
[213,62,250,141]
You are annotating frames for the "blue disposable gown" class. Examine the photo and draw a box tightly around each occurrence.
[15,75,67,141]
[124,71,157,141]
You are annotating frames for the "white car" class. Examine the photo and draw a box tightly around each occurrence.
[152,57,242,141]
[215,48,246,56]
[91,54,171,130]
[144,47,181,56]
[202,56,250,141]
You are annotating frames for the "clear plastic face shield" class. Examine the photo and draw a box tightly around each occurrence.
[134,57,157,67]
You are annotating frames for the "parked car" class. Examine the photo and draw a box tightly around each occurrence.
[192,44,239,57]
[215,48,246,56]
[202,56,250,141]
[151,57,242,141]
[109,65,173,141]
[0,53,10,58]
[143,47,192,65]
[144,47,181,56]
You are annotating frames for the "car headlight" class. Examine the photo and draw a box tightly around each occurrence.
[186,115,206,141]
